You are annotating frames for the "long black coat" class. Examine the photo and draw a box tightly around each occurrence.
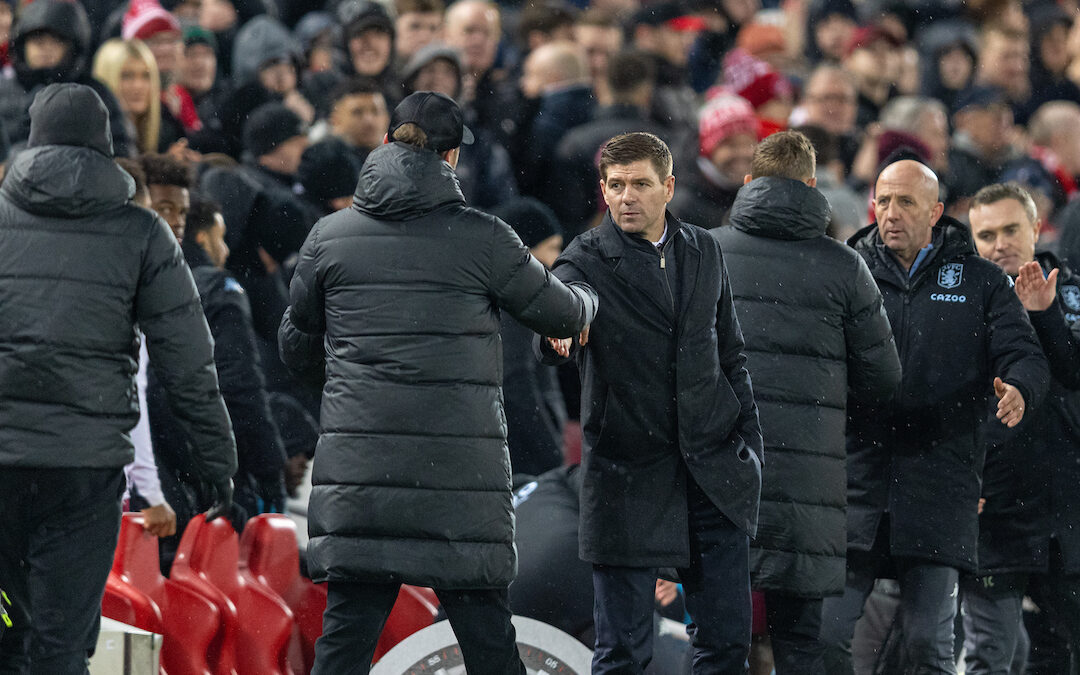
[978,252,1080,575]
[847,219,1049,572]
[0,144,235,480]
[540,212,763,568]
[714,178,901,597]
[279,142,597,589]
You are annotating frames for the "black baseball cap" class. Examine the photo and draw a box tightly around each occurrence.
[388,91,474,154]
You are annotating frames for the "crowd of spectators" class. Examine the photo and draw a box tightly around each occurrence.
[6,0,1080,668]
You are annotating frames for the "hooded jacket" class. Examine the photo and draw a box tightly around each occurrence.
[846,218,1048,572]
[0,0,132,155]
[279,142,597,588]
[714,178,901,597]
[0,85,235,481]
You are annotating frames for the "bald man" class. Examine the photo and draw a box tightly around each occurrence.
[516,41,595,201]
[820,160,1049,674]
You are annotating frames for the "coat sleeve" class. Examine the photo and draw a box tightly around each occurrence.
[136,216,237,484]
[715,248,764,463]
[844,253,902,405]
[206,285,287,480]
[532,250,590,366]
[1029,302,1080,390]
[487,216,597,339]
[986,270,1051,413]
[278,220,327,386]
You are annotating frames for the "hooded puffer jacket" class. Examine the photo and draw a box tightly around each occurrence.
[280,142,596,588]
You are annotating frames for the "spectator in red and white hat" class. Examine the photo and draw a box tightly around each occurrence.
[669,92,758,229]
[122,0,182,84]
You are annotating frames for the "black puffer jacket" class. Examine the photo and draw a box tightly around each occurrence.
[279,142,597,589]
[847,218,1048,572]
[978,252,1080,575]
[0,142,235,481]
[714,178,901,597]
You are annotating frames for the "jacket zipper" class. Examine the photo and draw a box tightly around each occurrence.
[659,242,675,314]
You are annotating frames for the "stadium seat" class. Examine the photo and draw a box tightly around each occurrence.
[240,514,440,669]
[102,513,221,675]
[172,514,294,675]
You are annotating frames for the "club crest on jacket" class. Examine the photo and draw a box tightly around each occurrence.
[938,263,963,289]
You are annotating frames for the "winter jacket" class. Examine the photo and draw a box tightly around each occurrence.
[0,143,235,481]
[847,218,1049,572]
[978,252,1080,575]
[540,212,763,567]
[0,0,132,156]
[279,142,597,588]
[501,312,566,477]
[714,177,901,597]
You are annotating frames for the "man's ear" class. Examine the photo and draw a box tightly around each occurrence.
[806,176,817,188]
[744,174,753,185]
[382,133,390,145]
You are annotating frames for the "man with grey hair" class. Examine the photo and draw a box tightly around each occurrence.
[967,182,1080,674]
[821,160,1049,674]
[878,96,951,174]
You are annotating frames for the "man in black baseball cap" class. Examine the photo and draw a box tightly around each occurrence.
[280,88,597,674]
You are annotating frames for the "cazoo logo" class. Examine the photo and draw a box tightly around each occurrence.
[931,293,966,303]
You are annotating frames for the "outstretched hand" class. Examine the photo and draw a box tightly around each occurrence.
[1015,261,1058,312]
[546,326,591,358]
[994,377,1026,428]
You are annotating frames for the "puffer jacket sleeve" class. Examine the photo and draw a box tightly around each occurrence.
[987,270,1051,414]
[487,216,597,339]
[136,214,237,483]
[279,220,326,385]
[844,253,902,405]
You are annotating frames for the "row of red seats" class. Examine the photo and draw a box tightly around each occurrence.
[102,512,440,675]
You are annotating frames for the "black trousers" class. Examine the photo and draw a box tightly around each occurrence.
[764,592,825,675]
[311,581,526,675]
[591,479,751,675]
[0,467,124,675]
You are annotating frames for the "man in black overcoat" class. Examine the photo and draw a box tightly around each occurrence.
[538,131,763,673]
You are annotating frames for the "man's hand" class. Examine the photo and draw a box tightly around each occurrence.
[546,326,590,357]
[1015,261,1058,312]
[655,579,679,607]
[141,502,177,538]
[205,479,234,521]
[994,377,1026,428]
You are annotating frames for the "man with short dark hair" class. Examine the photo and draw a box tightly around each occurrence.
[966,182,1080,674]
[325,77,390,168]
[280,91,597,674]
[538,131,763,673]
[713,130,901,673]
[140,153,191,241]
[0,82,235,673]
[820,160,1050,674]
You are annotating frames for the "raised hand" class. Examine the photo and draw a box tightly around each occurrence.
[1015,261,1058,312]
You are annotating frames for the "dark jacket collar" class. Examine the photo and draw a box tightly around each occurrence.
[728,177,831,241]
[849,216,975,283]
[2,145,133,217]
[353,142,465,220]
[596,210,697,258]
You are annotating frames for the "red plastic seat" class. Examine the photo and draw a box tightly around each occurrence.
[102,513,221,675]
[239,514,440,669]
[172,514,295,675]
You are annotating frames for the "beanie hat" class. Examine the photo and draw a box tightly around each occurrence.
[123,0,181,41]
[338,0,394,41]
[722,48,793,110]
[876,129,931,167]
[28,83,113,156]
[492,197,562,249]
[243,102,306,158]
[298,138,360,203]
[183,25,217,52]
[698,93,757,156]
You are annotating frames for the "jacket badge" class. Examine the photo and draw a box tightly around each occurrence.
[938,263,963,289]
[1062,285,1080,312]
